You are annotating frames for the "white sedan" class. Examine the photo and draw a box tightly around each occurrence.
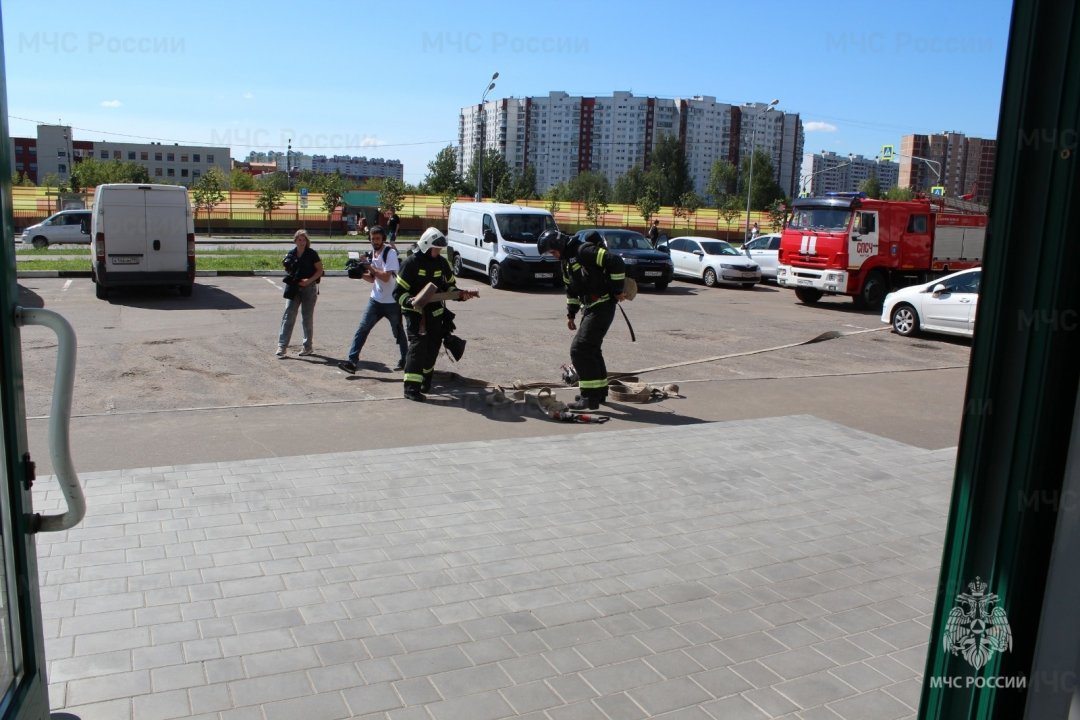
[742,233,781,280]
[659,236,760,288]
[881,268,981,338]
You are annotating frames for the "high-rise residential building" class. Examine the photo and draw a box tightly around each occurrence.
[800,151,900,196]
[458,92,805,198]
[9,124,231,187]
[899,131,996,203]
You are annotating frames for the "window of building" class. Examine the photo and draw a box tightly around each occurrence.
[141,151,148,161]
[193,153,201,162]
[181,169,188,178]
[113,150,121,159]
[57,150,66,158]
[180,154,188,163]
[155,168,162,176]
[128,151,136,160]
[58,163,67,173]
[167,153,174,162]
[193,169,201,179]
[100,150,109,159]
[207,154,214,163]
[167,168,175,177]
[155,152,163,161]
[28,146,36,156]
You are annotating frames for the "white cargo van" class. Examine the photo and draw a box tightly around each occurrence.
[446,202,560,289]
[90,184,195,299]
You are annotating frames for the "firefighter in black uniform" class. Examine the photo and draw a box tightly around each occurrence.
[537,229,626,410]
[393,228,474,401]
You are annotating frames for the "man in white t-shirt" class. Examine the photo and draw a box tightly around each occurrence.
[338,225,409,373]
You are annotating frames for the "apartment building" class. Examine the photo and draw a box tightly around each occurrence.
[458,92,805,198]
[11,124,230,186]
[899,131,996,203]
[800,151,900,196]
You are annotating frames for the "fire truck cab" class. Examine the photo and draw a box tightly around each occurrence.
[776,193,985,309]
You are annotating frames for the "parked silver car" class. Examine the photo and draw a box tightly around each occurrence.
[21,209,91,248]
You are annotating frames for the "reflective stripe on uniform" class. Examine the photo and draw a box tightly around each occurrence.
[609,272,626,281]
[596,248,606,265]
[396,275,411,290]
[578,378,608,390]
[587,294,611,307]
[404,373,424,383]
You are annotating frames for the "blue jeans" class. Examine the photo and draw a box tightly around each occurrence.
[347,299,408,364]
[278,283,318,349]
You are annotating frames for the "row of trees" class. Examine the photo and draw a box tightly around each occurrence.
[417,134,789,232]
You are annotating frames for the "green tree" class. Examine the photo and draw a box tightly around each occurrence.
[320,173,347,237]
[646,134,692,205]
[494,174,516,204]
[613,165,650,205]
[41,173,64,211]
[440,187,458,228]
[859,173,882,199]
[228,168,256,191]
[423,145,463,195]
[70,157,150,189]
[566,170,610,203]
[767,199,788,232]
[673,191,702,232]
[544,184,565,215]
[379,177,406,216]
[635,188,660,229]
[705,159,738,207]
[513,165,537,200]
[15,172,34,186]
[719,197,742,238]
[884,186,916,201]
[255,177,284,223]
[739,150,784,210]
[465,149,511,200]
[191,168,226,237]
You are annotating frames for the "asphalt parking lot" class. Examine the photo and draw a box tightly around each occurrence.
[15,273,973,475]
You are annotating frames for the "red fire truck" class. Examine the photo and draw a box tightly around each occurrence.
[775,193,987,308]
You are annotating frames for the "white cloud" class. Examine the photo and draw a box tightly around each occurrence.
[805,121,838,132]
[100,99,122,108]
[360,135,383,148]
[243,91,254,100]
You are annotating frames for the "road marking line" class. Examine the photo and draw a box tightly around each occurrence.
[62,279,73,292]
[264,277,280,288]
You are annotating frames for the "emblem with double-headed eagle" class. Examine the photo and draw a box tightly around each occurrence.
[944,576,1013,670]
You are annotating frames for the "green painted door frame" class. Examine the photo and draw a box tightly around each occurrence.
[0,10,54,720]
[919,0,1080,717]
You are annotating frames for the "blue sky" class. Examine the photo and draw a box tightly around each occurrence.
[2,0,1013,185]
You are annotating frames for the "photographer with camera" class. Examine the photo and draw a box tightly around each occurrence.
[337,224,408,373]
[276,229,324,357]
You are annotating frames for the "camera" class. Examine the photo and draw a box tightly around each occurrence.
[282,254,298,273]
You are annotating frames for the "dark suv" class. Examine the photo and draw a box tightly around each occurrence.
[572,229,674,290]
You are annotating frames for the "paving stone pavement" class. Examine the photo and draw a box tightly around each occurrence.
[33,415,956,720]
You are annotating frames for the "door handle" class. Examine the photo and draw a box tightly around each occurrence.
[14,307,85,533]
[153,239,161,251]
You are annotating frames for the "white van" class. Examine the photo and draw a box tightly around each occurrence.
[90,184,195,299]
[446,202,560,289]
[20,209,92,248]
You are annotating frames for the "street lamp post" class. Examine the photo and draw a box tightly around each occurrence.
[475,71,498,202]
[744,99,779,241]
[286,139,292,191]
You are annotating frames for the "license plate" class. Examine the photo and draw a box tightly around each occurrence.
[110,256,141,265]
[535,272,553,279]
[644,271,662,277]
[797,278,812,286]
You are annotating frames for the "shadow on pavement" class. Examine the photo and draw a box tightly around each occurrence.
[106,283,254,310]
[16,283,44,308]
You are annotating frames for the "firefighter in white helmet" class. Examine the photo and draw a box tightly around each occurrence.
[393,228,476,401]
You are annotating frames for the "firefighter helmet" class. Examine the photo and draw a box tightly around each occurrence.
[416,227,447,254]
